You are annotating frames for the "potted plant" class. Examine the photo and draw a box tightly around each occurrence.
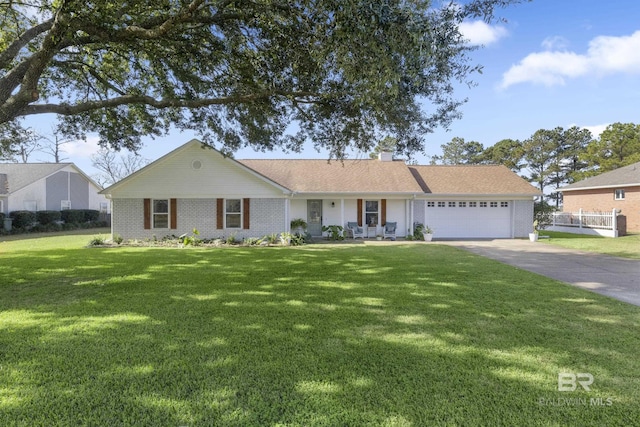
[529,220,539,242]
[290,218,307,235]
[414,223,433,241]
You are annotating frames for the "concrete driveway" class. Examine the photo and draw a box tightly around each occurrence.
[443,239,640,307]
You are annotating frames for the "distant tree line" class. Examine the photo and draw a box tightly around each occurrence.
[428,123,640,207]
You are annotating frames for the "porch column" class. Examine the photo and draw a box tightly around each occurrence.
[340,199,345,229]
[407,199,414,235]
[285,197,291,232]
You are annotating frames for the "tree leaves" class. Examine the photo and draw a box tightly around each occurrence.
[0,0,523,156]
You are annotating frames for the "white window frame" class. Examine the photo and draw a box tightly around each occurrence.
[364,200,379,226]
[614,189,625,200]
[225,199,243,229]
[152,199,170,229]
[61,200,71,210]
[0,199,3,213]
[99,202,109,213]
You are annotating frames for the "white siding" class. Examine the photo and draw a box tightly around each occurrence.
[413,200,426,226]
[10,180,46,212]
[89,182,109,212]
[385,199,408,237]
[290,199,306,222]
[108,142,285,199]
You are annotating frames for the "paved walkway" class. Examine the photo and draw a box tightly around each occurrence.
[442,239,640,307]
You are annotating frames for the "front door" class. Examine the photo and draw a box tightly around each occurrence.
[307,200,323,236]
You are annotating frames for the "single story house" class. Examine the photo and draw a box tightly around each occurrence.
[0,163,108,216]
[100,139,541,240]
[558,161,640,232]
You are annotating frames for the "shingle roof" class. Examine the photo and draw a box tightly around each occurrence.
[408,165,541,195]
[239,159,424,193]
[560,161,640,191]
[0,163,71,193]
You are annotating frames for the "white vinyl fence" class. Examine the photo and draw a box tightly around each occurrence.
[548,209,619,237]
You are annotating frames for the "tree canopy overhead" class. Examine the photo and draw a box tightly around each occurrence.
[1,0,523,158]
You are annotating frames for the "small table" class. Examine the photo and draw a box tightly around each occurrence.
[367,226,377,238]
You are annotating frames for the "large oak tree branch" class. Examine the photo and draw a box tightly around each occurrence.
[22,90,323,116]
[0,18,54,69]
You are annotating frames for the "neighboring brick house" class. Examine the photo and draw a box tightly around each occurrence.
[100,139,541,240]
[559,161,640,232]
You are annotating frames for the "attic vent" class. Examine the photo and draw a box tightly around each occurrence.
[191,160,202,170]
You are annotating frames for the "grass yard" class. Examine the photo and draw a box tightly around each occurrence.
[1,236,639,426]
[539,231,640,259]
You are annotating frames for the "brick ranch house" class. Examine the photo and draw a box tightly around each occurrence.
[558,161,640,233]
[100,139,541,240]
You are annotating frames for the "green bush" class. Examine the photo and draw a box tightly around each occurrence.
[60,209,85,224]
[36,210,62,225]
[9,210,36,229]
[88,236,106,246]
[82,209,100,222]
[0,212,5,224]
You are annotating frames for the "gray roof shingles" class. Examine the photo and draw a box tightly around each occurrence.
[0,163,70,193]
[561,161,640,191]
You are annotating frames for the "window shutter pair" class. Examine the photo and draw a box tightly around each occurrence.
[216,198,250,229]
[143,198,177,229]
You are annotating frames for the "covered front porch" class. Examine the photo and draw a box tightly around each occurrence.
[287,196,416,238]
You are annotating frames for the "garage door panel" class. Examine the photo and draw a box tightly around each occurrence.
[425,203,511,238]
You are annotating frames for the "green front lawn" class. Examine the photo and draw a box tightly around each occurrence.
[540,231,640,259]
[1,236,639,426]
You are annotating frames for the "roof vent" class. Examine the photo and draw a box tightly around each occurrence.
[378,152,393,162]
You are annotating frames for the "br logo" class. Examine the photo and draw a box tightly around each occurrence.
[558,373,594,392]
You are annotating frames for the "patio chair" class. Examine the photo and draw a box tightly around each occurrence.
[346,222,365,239]
[383,222,397,240]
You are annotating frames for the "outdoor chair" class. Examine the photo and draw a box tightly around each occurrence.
[346,222,365,239]
[383,222,397,240]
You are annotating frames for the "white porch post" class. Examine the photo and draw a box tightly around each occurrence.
[409,198,414,235]
[612,208,618,238]
[285,197,291,232]
[340,198,345,228]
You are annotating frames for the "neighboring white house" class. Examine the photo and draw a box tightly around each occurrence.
[0,163,108,216]
[100,139,541,240]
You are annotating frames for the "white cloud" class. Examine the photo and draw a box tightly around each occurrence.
[500,30,640,89]
[64,136,102,159]
[459,20,508,45]
[501,51,590,87]
[541,35,570,51]
[581,123,609,138]
[587,32,640,74]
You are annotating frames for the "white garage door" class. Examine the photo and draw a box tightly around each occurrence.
[425,201,512,238]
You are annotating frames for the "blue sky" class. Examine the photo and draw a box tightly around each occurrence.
[25,0,640,178]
